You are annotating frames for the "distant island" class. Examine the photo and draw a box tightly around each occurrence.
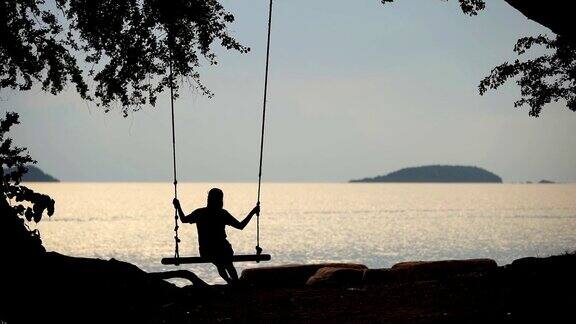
[3,165,59,182]
[350,165,502,183]
[23,166,59,182]
[538,180,555,184]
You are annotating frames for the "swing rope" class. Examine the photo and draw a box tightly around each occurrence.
[256,0,274,256]
[167,0,274,263]
[169,52,180,262]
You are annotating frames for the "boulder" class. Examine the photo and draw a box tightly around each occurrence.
[508,254,576,278]
[389,259,497,282]
[306,267,366,287]
[362,268,393,284]
[511,254,576,269]
[240,263,367,288]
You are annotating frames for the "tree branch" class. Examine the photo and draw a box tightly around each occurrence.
[148,270,209,287]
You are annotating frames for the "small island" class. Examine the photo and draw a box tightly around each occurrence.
[21,166,59,182]
[350,165,502,183]
[538,180,556,184]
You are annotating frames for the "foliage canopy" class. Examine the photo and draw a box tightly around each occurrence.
[382,0,576,117]
[1,112,55,256]
[0,0,248,115]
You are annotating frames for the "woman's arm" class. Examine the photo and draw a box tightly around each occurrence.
[228,204,260,230]
[173,198,197,224]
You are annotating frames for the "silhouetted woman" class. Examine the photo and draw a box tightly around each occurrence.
[172,188,259,283]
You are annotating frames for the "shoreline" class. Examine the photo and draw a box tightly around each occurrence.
[2,251,575,323]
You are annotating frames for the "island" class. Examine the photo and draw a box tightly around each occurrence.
[538,180,556,184]
[350,165,502,183]
[19,166,59,182]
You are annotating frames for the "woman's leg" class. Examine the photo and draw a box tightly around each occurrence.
[221,240,238,282]
[225,262,238,281]
[215,263,232,283]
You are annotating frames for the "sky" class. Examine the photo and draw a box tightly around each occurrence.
[3,0,575,183]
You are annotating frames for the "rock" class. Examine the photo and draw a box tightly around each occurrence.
[306,267,366,287]
[510,254,576,272]
[390,259,497,282]
[505,253,576,321]
[240,263,367,288]
[510,257,542,268]
[362,268,393,284]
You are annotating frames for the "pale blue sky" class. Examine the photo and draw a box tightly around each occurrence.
[3,0,575,182]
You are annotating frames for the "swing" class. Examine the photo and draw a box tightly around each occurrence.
[161,0,274,266]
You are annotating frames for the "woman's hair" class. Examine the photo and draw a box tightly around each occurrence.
[207,188,223,207]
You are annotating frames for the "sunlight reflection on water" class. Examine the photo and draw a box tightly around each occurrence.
[29,182,576,284]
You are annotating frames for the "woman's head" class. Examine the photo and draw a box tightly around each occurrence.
[207,188,224,209]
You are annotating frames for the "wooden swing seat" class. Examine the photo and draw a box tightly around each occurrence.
[161,254,271,265]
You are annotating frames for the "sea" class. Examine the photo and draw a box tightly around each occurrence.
[27,182,576,284]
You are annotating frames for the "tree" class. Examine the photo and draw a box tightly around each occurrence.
[0,112,55,258]
[1,0,248,115]
[0,0,246,255]
[382,0,576,117]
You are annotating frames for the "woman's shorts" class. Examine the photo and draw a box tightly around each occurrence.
[199,240,234,264]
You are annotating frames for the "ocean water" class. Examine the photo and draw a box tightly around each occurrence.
[28,182,576,284]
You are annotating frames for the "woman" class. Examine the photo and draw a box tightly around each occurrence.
[172,188,259,283]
